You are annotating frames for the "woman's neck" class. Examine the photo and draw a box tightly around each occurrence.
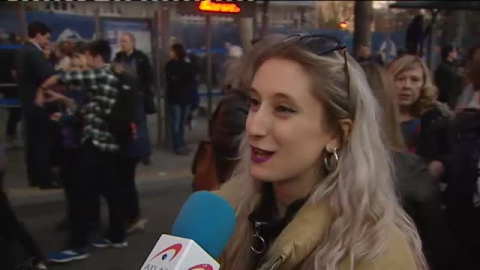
[398,106,414,122]
[271,169,317,218]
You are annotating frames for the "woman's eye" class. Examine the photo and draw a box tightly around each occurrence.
[275,105,296,114]
[411,77,421,83]
[249,97,260,111]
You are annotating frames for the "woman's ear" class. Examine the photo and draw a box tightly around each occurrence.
[339,119,353,142]
[327,119,353,151]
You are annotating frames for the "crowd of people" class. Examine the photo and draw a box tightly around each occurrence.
[0,21,202,269]
[1,17,480,270]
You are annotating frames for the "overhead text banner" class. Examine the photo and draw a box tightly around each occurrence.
[176,0,256,17]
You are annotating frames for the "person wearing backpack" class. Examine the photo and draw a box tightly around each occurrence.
[114,32,155,165]
[110,61,151,234]
[34,40,128,264]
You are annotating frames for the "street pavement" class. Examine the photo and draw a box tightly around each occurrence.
[16,178,192,270]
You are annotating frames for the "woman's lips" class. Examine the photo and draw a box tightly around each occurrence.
[250,146,275,163]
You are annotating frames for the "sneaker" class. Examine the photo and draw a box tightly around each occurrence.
[35,262,48,270]
[47,248,90,263]
[126,218,148,234]
[92,238,128,249]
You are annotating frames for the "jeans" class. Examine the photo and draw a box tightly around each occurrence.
[68,142,125,248]
[169,104,187,151]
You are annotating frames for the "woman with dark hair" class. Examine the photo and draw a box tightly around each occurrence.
[165,43,195,155]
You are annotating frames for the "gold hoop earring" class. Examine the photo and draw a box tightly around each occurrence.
[324,147,339,173]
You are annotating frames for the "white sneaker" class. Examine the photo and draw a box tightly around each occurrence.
[126,218,148,234]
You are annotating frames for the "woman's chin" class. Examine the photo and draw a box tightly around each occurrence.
[250,169,282,183]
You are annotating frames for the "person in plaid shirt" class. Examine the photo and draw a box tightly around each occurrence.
[35,40,127,263]
[38,55,119,153]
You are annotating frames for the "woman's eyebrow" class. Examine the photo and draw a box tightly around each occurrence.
[248,87,258,95]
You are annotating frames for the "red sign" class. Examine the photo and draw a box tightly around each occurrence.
[198,0,241,14]
[338,21,348,30]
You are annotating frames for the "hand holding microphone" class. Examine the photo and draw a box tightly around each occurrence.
[141,191,236,270]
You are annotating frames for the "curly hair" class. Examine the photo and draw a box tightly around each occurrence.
[387,55,437,117]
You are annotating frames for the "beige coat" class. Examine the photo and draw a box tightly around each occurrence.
[217,187,418,270]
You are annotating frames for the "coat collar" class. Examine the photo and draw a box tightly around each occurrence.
[258,200,331,270]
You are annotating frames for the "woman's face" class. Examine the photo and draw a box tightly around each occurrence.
[71,54,86,70]
[247,58,336,183]
[393,66,424,109]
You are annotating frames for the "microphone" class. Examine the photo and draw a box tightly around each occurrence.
[140,191,236,270]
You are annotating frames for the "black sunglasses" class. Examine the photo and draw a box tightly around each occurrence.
[283,34,350,101]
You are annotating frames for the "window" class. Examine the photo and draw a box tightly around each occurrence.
[47,1,76,13]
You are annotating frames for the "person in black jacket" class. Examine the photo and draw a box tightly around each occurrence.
[114,32,154,165]
[15,22,59,189]
[362,61,454,270]
[444,57,480,269]
[406,15,431,57]
[435,45,462,109]
[114,33,155,115]
[165,43,195,155]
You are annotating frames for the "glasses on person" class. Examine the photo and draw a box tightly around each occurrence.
[283,34,350,101]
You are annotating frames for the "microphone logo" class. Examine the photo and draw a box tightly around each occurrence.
[149,243,183,262]
[188,264,214,270]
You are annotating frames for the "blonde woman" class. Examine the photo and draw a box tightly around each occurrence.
[388,55,451,180]
[362,62,453,270]
[216,34,426,270]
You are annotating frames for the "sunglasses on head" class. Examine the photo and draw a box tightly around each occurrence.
[283,34,350,101]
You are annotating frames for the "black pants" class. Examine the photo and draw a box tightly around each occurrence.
[3,87,21,139]
[23,106,53,187]
[119,157,141,224]
[60,148,100,226]
[68,143,125,248]
[444,193,480,269]
[6,107,22,139]
[0,173,44,266]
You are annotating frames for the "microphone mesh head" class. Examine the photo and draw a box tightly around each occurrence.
[172,191,236,258]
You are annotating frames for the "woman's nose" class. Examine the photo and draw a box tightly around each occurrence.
[247,108,271,138]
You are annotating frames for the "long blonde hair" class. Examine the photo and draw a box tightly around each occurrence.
[222,34,287,93]
[387,55,437,117]
[361,62,407,151]
[220,40,427,270]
